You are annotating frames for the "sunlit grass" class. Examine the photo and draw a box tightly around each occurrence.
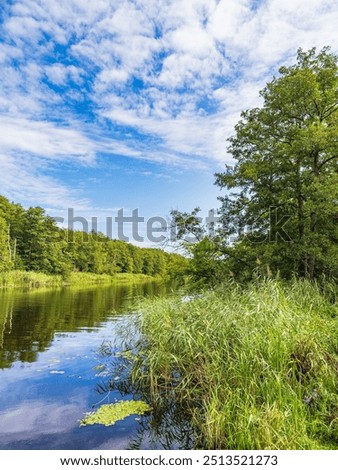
[127,279,338,449]
[0,270,157,289]
[0,270,63,288]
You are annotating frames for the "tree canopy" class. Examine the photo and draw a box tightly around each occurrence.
[172,47,338,283]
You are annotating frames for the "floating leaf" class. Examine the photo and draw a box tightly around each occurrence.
[80,400,151,427]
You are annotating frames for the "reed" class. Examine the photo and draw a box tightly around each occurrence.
[0,270,156,289]
[0,270,63,288]
[127,279,338,449]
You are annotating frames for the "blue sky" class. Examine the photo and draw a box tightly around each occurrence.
[0,0,337,245]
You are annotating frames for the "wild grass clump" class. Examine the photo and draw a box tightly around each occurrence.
[111,273,157,284]
[64,272,116,285]
[128,279,338,449]
[0,270,63,288]
[0,270,156,289]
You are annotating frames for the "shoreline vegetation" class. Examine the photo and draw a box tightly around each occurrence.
[0,270,161,290]
[123,279,338,450]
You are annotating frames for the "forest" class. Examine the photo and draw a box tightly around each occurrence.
[0,194,187,281]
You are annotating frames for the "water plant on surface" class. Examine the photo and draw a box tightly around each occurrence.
[117,279,338,450]
[80,400,151,427]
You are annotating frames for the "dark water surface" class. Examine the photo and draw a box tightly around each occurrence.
[0,281,172,450]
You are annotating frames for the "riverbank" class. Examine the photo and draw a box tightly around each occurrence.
[126,279,338,449]
[0,270,158,289]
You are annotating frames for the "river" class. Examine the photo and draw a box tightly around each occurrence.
[0,281,189,450]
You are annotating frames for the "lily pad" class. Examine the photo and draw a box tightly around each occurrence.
[80,400,151,427]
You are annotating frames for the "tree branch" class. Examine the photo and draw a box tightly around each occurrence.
[319,155,337,169]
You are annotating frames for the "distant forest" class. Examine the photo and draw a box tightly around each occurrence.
[0,195,187,278]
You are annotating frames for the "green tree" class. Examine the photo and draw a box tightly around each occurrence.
[169,208,225,286]
[0,195,25,269]
[151,249,167,276]
[215,47,338,280]
[141,249,155,275]
[0,215,11,271]
[105,240,133,273]
[15,207,70,275]
[127,244,144,274]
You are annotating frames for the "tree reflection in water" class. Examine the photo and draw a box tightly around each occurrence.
[94,340,195,450]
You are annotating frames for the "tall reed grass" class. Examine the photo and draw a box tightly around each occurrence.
[127,279,338,449]
[0,270,63,289]
[0,270,156,289]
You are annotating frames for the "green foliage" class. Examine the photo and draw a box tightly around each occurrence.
[186,237,226,287]
[0,270,63,289]
[0,216,11,272]
[0,194,187,281]
[170,208,226,287]
[164,251,190,282]
[80,401,151,427]
[125,279,338,449]
[215,47,338,281]
[170,207,205,242]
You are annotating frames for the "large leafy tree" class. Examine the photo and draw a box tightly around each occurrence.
[215,47,338,280]
[15,207,71,274]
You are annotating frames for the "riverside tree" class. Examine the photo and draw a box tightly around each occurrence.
[215,47,338,280]
[171,47,337,283]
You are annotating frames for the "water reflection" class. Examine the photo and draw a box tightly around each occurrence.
[0,281,173,450]
[0,282,167,369]
[94,341,195,450]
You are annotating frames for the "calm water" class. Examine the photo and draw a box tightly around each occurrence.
[0,281,182,450]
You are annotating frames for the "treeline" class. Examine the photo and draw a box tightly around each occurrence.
[0,195,187,278]
[173,47,338,285]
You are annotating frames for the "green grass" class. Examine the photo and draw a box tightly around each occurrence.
[64,272,155,286]
[0,270,63,288]
[0,270,156,289]
[126,279,338,449]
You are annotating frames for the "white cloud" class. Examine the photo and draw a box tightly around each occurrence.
[169,26,215,58]
[0,152,89,209]
[0,116,97,208]
[45,64,83,86]
[0,0,337,208]
[0,399,83,436]
[0,117,95,163]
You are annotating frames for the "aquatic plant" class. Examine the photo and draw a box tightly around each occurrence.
[80,400,151,427]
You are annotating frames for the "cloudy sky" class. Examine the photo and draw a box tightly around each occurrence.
[0,0,337,243]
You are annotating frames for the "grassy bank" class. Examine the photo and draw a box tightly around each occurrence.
[0,270,157,289]
[126,279,338,449]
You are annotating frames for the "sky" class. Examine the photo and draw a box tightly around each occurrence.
[0,0,337,245]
